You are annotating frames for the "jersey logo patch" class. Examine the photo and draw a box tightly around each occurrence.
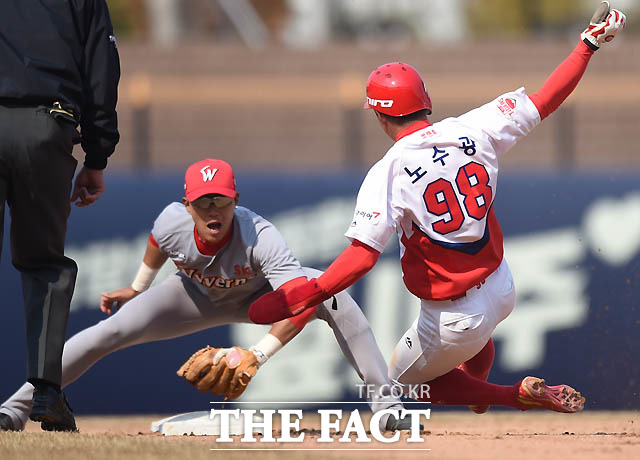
[234,264,254,276]
[497,97,517,118]
[354,209,381,225]
[420,128,437,138]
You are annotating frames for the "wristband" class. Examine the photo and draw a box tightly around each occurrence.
[249,334,283,367]
[131,262,160,292]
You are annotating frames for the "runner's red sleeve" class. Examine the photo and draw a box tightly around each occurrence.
[148,233,159,248]
[287,305,317,330]
[528,41,594,121]
[249,241,380,324]
[249,275,328,324]
[278,276,318,330]
[315,240,380,295]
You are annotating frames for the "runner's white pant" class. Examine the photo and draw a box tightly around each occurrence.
[1,269,403,430]
[389,258,516,386]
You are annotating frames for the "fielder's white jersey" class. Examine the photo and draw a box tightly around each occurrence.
[151,203,306,307]
[345,88,540,300]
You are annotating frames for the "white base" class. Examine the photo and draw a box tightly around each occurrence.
[151,411,264,436]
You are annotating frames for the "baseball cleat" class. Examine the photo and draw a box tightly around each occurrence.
[30,385,77,432]
[517,376,585,413]
[384,414,424,432]
[0,413,16,431]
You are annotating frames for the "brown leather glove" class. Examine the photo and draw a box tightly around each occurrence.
[177,346,259,400]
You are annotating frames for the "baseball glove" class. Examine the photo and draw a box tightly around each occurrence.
[177,346,259,400]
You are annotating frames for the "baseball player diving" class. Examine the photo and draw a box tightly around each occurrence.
[250,2,626,414]
[0,159,412,432]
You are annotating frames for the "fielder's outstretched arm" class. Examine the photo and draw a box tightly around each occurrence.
[253,275,319,350]
[100,235,168,314]
[247,310,315,366]
[249,292,318,366]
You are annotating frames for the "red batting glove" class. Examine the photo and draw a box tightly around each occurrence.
[249,279,329,324]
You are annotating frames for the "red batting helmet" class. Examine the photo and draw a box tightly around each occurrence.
[364,62,432,116]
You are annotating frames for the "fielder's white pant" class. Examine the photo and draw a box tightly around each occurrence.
[389,258,516,387]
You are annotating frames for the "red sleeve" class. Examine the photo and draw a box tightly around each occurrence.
[148,233,159,248]
[248,241,380,324]
[275,239,380,324]
[316,240,380,295]
[287,305,317,330]
[277,276,318,330]
[528,41,594,121]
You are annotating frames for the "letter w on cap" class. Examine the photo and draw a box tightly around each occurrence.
[200,166,218,182]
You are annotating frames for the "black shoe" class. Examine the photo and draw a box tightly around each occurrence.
[385,414,424,432]
[0,413,16,431]
[29,384,77,432]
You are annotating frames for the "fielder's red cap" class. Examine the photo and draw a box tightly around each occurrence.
[184,159,237,201]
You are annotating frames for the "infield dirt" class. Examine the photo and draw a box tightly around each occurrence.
[0,411,637,460]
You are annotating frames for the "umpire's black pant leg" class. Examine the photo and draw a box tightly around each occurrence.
[4,106,79,385]
[0,160,7,257]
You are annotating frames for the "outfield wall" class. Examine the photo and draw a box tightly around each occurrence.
[1,171,638,413]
